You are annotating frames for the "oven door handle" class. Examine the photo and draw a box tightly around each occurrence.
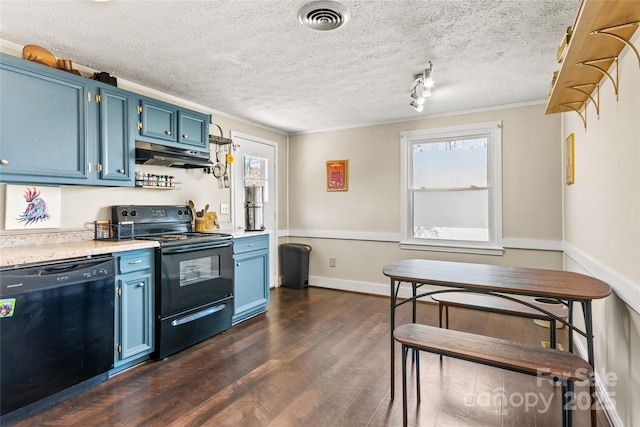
[171,303,227,326]
[162,241,232,254]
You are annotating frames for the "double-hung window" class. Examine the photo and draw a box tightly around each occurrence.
[400,121,503,254]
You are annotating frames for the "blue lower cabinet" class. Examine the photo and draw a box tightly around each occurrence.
[112,249,154,373]
[233,234,269,324]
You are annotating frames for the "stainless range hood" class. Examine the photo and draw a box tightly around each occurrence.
[135,141,214,168]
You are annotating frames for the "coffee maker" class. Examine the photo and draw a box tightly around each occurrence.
[245,186,265,231]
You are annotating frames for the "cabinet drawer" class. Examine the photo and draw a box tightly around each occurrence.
[118,251,153,274]
[233,235,268,254]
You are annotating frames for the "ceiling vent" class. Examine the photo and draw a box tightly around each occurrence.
[298,1,350,31]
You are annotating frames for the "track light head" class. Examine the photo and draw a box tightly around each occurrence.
[410,101,424,112]
[423,61,434,88]
[410,91,425,105]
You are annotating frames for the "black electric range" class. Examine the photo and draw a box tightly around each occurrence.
[111,205,234,360]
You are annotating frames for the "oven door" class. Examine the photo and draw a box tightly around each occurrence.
[158,241,234,318]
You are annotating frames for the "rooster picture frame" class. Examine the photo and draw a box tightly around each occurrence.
[4,185,61,230]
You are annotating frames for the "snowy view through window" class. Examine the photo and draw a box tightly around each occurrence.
[412,138,489,241]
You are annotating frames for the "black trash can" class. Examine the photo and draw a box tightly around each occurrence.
[280,243,312,289]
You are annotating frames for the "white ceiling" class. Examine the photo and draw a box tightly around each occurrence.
[0,0,578,135]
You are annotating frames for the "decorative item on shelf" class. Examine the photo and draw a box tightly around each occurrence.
[556,26,573,63]
[90,71,117,87]
[410,61,434,112]
[326,159,348,191]
[22,45,57,68]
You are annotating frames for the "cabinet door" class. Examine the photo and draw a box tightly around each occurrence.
[119,273,153,359]
[97,86,134,185]
[233,250,269,323]
[139,99,176,142]
[178,111,208,149]
[0,56,90,184]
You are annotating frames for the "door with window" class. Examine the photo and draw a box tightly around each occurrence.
[231,132,277,288]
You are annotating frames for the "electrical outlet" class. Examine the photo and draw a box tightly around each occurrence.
[329,257,336,268]
[220,203,230,214]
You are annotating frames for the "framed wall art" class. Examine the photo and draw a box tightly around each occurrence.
[326,160,348,191]
[565,133,574,185]
[4,185,61,230]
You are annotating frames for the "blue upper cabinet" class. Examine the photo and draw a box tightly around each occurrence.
[0,52,210,186]
[96,85,135,183]
[0,53,135,186]
[139,98,177,143]
[178,111,208,148]
[136,96,209,150]
[0,54,91,184]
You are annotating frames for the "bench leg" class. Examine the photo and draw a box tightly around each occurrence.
[416,347,421,403]
[590,383,597,427]
[561,380,574,427]
[438,304,449,362]
[550,319,557,349]
[401,344,409,427]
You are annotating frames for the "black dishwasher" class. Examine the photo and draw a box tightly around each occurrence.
[0,256,115,421]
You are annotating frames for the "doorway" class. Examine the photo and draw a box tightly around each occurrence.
[230,131,278,288]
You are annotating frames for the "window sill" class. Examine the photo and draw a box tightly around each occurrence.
[399,242,504,256]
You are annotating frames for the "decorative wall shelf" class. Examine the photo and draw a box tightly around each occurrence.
[545,0,640,129]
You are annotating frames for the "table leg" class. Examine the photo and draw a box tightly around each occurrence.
[390,278,396,399]
[582,300,597,427]
[582,300,595,366]
[567,300,574,353]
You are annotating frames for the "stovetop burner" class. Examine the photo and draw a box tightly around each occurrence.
[158,234,188,240]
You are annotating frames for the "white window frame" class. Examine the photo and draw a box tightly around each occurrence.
[400,121,503,255]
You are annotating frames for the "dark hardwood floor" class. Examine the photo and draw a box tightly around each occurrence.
[4,287,612,427]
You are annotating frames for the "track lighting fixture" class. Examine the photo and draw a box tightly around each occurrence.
[409,61,434,112]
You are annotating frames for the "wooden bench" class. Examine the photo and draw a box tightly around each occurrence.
[431,292,568,349]
[393,323,594,427]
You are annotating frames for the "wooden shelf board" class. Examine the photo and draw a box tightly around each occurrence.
[545,0,640,115]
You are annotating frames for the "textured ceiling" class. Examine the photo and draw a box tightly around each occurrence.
[0,0,578,135]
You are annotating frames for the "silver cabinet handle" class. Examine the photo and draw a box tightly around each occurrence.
[182,134,188,138]
[247,243,255,247]
[138,282,145,287]
[118,169,125,174]
[128,259,143,264]
[236,263,241,267]
[165,130,172,135]
[0,159,8,165]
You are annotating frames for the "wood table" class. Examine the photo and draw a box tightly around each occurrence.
[383,259,612,400]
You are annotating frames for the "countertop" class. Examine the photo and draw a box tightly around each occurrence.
[0,229,271,268]
[0,239,160,268]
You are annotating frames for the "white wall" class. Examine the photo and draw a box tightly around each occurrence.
[561,32,640,427]
[287,103,565,291]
